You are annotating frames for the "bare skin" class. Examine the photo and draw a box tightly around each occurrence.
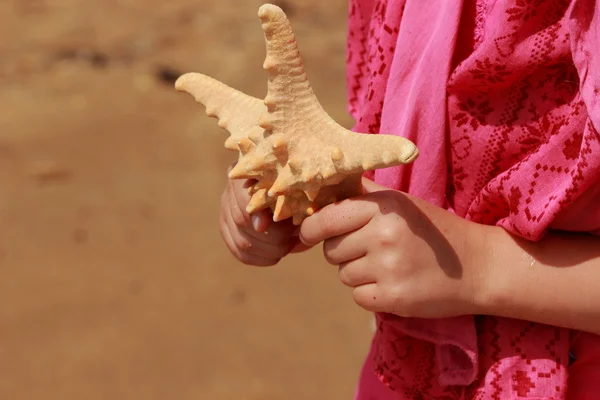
[219,172,310,267]
[298,178,600,336]
[299,177,484,319]
[221,174,600,336]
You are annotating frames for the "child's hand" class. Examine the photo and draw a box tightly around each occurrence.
[220,176,305,266]
[299,178,487,319]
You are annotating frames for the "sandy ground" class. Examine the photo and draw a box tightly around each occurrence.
[0,1,373,399]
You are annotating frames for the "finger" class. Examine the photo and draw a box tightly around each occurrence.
[220,206,282,267]
[290,239,314,253]
[361,176,389,193]
[299,197,379,247]
[229,180,287,237]
[323,230,368,265]
[337,258,377,288]
[227,181,252,227]
[224,197,292,260]
[260,216,297,244]
[352,283,384,313]
[242,179,257,189]
[250,209,272,233]
[222,183,290,253]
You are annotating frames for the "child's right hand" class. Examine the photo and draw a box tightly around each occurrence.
[219,176,306,266]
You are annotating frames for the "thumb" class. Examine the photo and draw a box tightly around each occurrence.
[251,209,272,233]
[361,176,388,194]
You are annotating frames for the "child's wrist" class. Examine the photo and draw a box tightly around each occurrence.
[467,223,504,316]
[468,224,531,319]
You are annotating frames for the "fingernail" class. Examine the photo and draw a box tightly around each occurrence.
[252,215,261,232]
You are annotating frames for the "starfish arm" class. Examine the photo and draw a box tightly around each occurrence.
[175,72,265,140]
[175,4,420,226]
[332,130,419,174]
[258,5,326,135]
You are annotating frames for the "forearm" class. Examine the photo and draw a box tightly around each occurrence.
[477,227,600,335]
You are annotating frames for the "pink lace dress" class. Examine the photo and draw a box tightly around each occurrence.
[346,0,600,398]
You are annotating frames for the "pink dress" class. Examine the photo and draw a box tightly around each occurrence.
[346,0,600,398]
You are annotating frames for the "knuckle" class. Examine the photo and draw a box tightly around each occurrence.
[352,289,372,310]
[231,231,253,252]
[231,205,249,227]
[339,267,352,286]
[323,244,337,265]
[324,253,336,266]
[219,225,233,251]
[220,200,230,221]
[377,250,402,273]
[376,221,404,247]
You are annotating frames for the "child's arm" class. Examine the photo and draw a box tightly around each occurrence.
[480,227,600,335]
[299,177,600,335]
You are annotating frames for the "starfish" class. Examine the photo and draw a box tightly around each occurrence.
[175,3,419,225]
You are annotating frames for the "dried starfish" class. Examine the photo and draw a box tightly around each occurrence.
[175,3,418,225]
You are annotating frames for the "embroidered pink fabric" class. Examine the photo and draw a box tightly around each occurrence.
[347,0,600,398]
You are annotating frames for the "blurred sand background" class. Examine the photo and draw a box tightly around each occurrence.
[0,0,373,399]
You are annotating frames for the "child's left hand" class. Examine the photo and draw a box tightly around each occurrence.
[299,177,489,319]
